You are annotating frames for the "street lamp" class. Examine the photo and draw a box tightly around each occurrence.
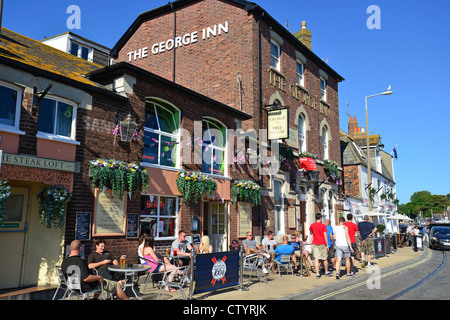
[119,113,138,142]
[365,85,393,211]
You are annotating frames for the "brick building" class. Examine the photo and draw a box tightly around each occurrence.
[111,0,345,239]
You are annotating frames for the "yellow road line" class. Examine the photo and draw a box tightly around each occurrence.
[313,249,433,300]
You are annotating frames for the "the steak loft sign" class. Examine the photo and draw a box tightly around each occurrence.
[126,21,229,61]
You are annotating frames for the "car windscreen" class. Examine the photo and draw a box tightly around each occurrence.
[430,227,450,237]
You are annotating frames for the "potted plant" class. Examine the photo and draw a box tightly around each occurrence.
[37,185,72,229]
[0,180,11,224]
[89,158,149,199]
[279,142,295,164]
[231,180,261,206]
[176,171,217,203]
[376,224,386,237]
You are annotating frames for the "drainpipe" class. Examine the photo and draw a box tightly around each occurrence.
[257,12,264,242]
[171,2,176,83]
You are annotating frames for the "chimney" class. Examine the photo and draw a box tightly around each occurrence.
[294,21,312,50]
[348,116,358,138]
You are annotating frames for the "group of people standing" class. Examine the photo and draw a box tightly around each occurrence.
[310,213,377,279]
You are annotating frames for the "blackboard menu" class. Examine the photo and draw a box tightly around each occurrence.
[75,212,91,241]
[126,213,139,239]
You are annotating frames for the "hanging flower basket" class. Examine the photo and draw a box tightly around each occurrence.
[89,159,149,199]
[231,180,261,206]
[176,171,217,203]
[37,185,71,229]
[299,152,317,160]
[323,159,338,178]
[279,143,296,163]
[0,181,11,224]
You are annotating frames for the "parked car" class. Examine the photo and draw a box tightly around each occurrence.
[429,224,450,250]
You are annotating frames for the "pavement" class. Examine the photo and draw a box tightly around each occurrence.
[137,245,425,301]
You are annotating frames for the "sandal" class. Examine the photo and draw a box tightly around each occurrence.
[165,287,177,293]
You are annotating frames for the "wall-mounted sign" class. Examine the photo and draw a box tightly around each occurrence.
[1,152,79,173]
[238,202,252,238]
[75,212,91,241]
[267,108,289,140]
[126,21,229,61]
[126,213,140,239]
[93,189,126,236]
[299,157,317,171]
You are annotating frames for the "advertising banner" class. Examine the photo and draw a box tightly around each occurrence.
[299,157,317,171]
[193,250,240,295]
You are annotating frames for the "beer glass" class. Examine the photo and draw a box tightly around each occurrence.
[120,255,126,268]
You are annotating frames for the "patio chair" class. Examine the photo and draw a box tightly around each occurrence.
[52,266,69,300]
[242,253,267,285]
[157,266,190,300]
[273,254,294,278]
[66,272,103,300]
[139,255,167,292]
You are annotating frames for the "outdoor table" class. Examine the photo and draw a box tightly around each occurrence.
[108,264,151,299]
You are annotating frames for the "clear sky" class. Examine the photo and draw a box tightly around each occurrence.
[3,0,449,205]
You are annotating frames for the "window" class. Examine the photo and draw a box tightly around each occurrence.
[298,114,306,152]
[273,179,285,235]
[270,41,280,71]
[296,61,304,87]
[37,97,76,139]
[202,118,226,176]
[322,125,329,160]
[0,82,22,129]
[70,41,92,62]
[320,77,327,101]
[140,195,178,239]
[143,100,180,168]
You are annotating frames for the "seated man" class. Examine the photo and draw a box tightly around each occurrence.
[288,233,302,272]
[171,230,192,266]
[88,239,124,281]
[242,231,269,274]
[62,240,128,300]
[272,235,294,273]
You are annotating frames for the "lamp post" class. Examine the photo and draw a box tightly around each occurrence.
[365,86,393,211]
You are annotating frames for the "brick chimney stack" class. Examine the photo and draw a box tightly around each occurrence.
[294,21,312,50]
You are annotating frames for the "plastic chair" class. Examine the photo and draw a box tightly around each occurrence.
[157,266,190,300]
[273,254,294,278]
[242,253,267,285]
[66,272,103,300]
[52,266,69,300]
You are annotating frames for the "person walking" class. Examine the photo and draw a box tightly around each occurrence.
[309,213,331,278]
[325,219,335,272]
[344,213,359,274]
[357,215,377,267]
[334,217,354,279]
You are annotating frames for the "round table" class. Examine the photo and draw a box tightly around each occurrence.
[108,264,151,299]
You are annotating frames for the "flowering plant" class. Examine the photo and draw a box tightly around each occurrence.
[176,171,217,203]
[89,159,149,198]
[231,180,261,206]
[299,152,317,160]
[279,143,296,163]
[37,185,71,229]
[323,159,338,178]
[0,181,11,224]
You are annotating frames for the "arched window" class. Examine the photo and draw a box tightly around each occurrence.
[322,125,329,160]
[202,118,226,176]
[143,99,180,167]
[298,113,306,152]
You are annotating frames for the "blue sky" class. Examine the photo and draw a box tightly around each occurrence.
[3,0,450,205]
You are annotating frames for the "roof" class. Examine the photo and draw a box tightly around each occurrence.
[40,31,111,51]
[86,61,253,120]
[110,0,344,82]
[0,28,123,99]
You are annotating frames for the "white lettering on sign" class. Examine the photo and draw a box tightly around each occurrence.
[127,21,228,61]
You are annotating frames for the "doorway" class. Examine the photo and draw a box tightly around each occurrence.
[204,201,227,252]
[0,187,30,289]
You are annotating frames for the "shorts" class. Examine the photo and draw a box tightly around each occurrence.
[335,246,351,258]
[328,246,335,259]
[361,238,375,256]
[312,244,328,261]
[100,279,117,293]
[350,243,358,257]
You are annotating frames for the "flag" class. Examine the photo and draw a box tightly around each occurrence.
[392,146,398,160]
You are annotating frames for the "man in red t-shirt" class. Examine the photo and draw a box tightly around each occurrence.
[309,213,331,278]
[344,213,359,274]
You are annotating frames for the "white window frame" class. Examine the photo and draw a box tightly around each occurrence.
[320,77,327,101]
[273,179,285,235]
[69,40,93,62]
[143,100,181,168]
[140,194,179,241]
[296,60,304,87]
[298,113,306,153]
[201,117,227,177]
[36,95,79,145]
[270,40,281,71]
[322,126,329,160]
[0,81,25,135]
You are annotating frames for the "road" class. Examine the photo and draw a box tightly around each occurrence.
[282,246,450,300]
